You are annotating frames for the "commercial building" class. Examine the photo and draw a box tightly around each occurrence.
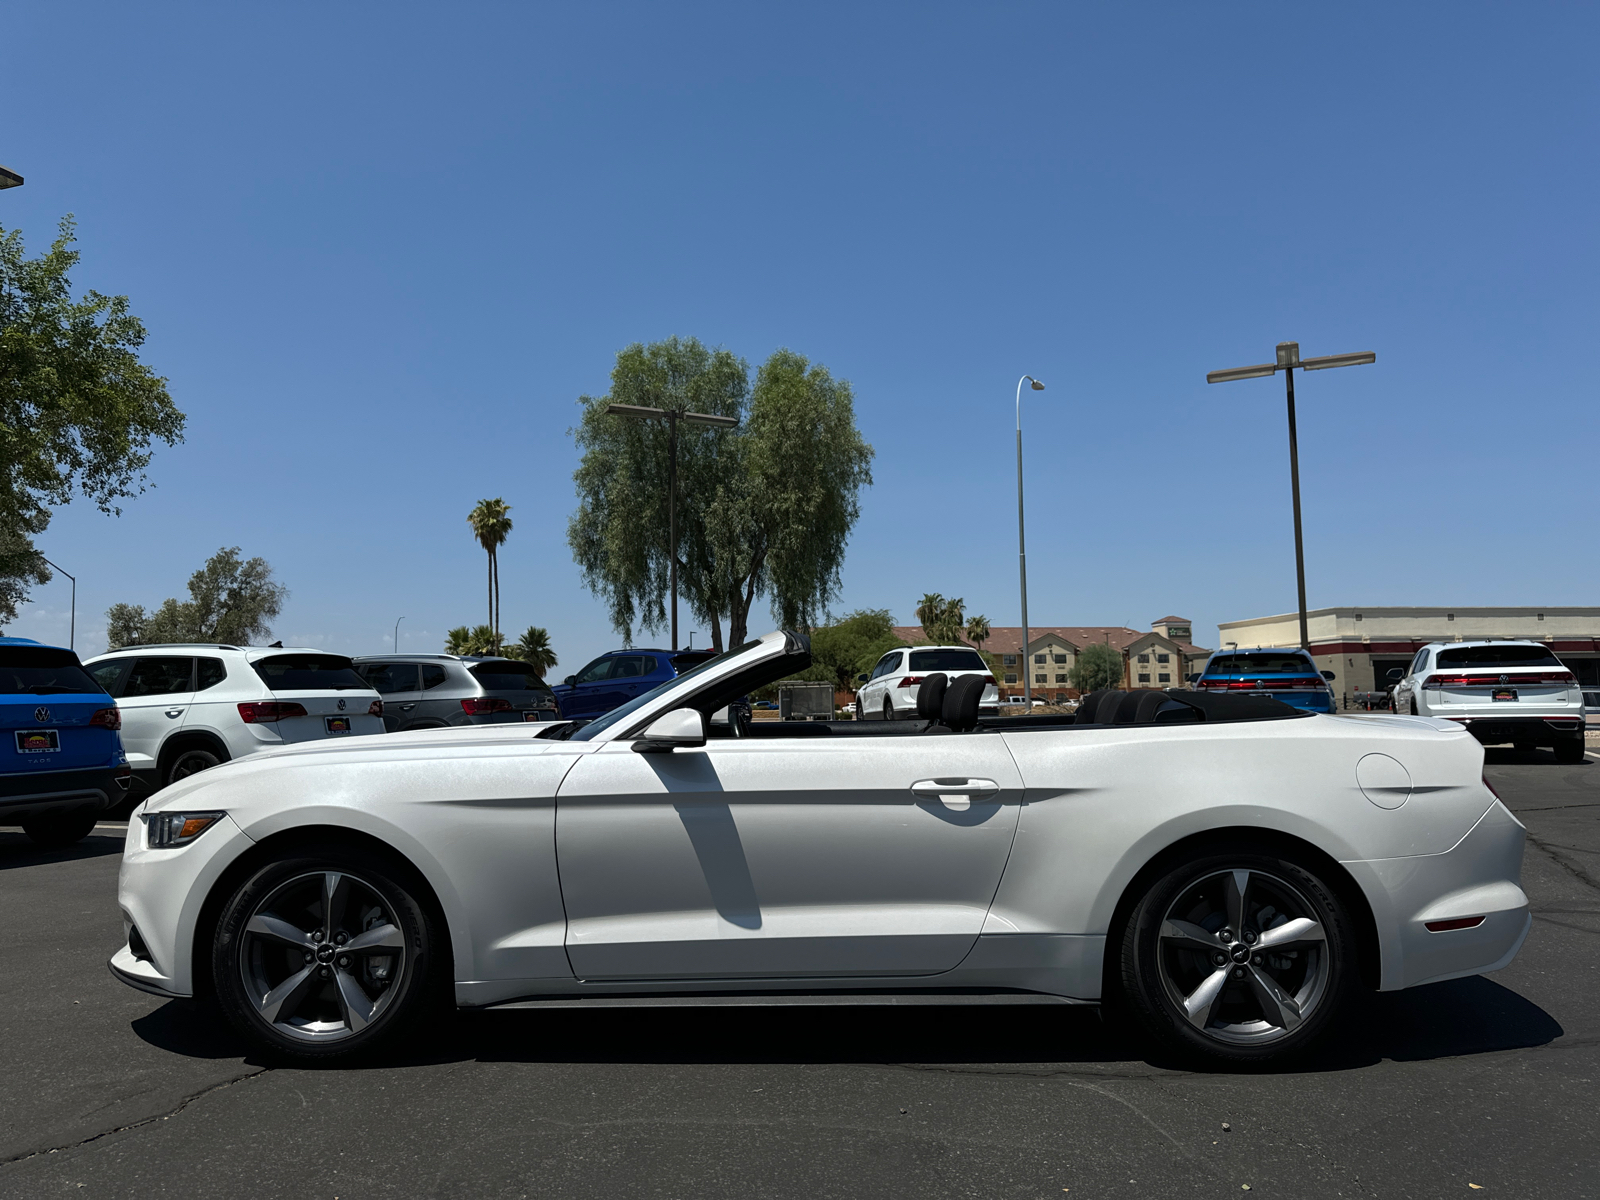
[891,616,1211,702]
[1217,607,1600,699]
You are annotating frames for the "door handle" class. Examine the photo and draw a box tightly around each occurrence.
[910,779,1001,800]
[164,708,184,718]
[400,704,415,711]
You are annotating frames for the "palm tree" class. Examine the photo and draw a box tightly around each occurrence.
[444,626,474,655]
[509,626,558,677]
[965,614,990,651]
[445,625,499,656]
[915,593,944,635]
[467,498,513,653]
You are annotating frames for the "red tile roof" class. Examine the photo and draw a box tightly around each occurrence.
[892,625,1210,656]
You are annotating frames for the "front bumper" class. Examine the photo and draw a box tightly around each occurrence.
[1346,799,1531,991]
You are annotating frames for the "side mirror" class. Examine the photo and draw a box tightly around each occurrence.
[856,674,869,684]
[563,675,577,687]
[632,707,706,753]
[1186,673,1201,683]
[1385,668,1403,680]
[1322,670,1336,681]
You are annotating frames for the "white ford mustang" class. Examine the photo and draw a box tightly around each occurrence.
[110,630,1531,1066]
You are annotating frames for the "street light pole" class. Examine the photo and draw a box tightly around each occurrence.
[605,402,738,651]
[39,557,74,650]
[1015,375,1045,706]
[394,616,405,653]
[1207,342,1375,651]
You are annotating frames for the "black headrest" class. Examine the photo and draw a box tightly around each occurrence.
[942,674,985,732]
[916,673,949,720]
[1085,689,1125,724]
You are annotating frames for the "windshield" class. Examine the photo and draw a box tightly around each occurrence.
[1205,654,1317,675]
[252,654,369,691]
[568,640,765,741]
[470,662,553,692]
[1436,645,1562,668]
[0,648,101,696]
[908,649,988,673]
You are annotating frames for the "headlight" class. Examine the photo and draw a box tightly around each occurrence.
[144,811,226,848]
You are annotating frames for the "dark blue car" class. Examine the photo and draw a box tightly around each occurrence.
[1192,648,1337,713]
[551,648,718,719]
[1,637,131,846]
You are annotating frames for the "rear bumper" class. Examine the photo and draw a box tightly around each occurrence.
[1345,799,1531,991]
[0,766,126,823]
[1433,715,1585,745]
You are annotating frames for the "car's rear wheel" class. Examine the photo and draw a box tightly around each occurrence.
[167,748,224,785]
[1120,848,1357,1066]
[22,811,99,848]
[1554,736,1586,764]
[1409,697,1419,716]
[211,844,445,1062]
[882,698,894,722]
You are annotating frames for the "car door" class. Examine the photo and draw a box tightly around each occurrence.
[113,656,196,784]
[554,732,1024,981]
[361,662,421,731]
[415,662,456,726]
[860,651,898,716]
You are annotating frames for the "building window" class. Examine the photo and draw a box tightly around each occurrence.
[1156,653,1169,664]
[1138,672,1151,684]
[1447,613,1454,621]
[1052,654,1066,664]
[1538,613,1545,621]
[1004,673,1017,684]
[1034,673,1046,684]
[1034,654,1046,664]
[1137,653,1149,664]
[1055,673,1068,683]
[1158,672,1171,683]
[1003,655,1016,665]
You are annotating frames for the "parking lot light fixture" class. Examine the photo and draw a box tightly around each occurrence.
[0,165,22,191]
[1015,375,1045,707]
[38,557,74,650]
[1206,341,1376,651]
[603,402,739,650]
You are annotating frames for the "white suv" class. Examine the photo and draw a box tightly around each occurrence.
[1389,640,1587,761]
[83,645,385,793]
[854,645,1000,720]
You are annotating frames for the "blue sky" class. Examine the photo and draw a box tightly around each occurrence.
[5,3,1596,671]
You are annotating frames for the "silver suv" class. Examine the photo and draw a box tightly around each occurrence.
[352,655,559,732]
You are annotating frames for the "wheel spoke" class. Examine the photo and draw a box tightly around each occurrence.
[257,965,319,1025]
[1182,967,1231,1030]
[333,967,375,1032]
[1224,869,1250,935]
[1255,917,1325,951]
[322,872,346,937]
[1247,965,1303,1030]
[246,913,315,948]
[1160,918,1221,953]
[344,922,403,953]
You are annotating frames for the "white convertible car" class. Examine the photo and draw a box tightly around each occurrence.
[110,631,1531,1066]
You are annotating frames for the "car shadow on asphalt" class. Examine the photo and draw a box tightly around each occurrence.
[0,829,124,872]
[130,975,1563,1075]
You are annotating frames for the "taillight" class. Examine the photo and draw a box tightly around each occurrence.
[1426,671,1577,688]
[237,701,309,723]
[896,676,925,689]
[1198,677,1324,691]
[368,700,384,717]
[461,697,513,715]
[89,706,121,730]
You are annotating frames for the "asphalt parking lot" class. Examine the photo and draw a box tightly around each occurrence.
[1,751,1596,1200]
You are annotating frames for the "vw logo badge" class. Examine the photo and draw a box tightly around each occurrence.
[1500,674,1509,684]
[337,698,347,711]
[34,706,50,723]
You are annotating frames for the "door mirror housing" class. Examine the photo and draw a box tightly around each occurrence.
[1322,670,1336,681]
[1385,667,1403,680]
[632,707,707,753]
[856,674,869,684]
[1186,673,1201,683]
[563,675,577,687]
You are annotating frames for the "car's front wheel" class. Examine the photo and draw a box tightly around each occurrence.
[1554,736,1586,764]
[211,844,445,1062]
[1119,848,1357,1066]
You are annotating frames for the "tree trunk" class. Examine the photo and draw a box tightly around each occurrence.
[487,549,494,643]
[708,610,723,653]
[492,549,501,652]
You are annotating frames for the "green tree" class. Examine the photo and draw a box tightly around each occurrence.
[806,609,907,692]
[1,217,184,618]
[915,593,943,632]
[105,547,286,648]
[965,614,991,652]
[508,625,558,676]
[569,340,872,649]
[467,498,512,652]
[445,624,499,656]
[914,593,968,643]
[1071,642,1125,692]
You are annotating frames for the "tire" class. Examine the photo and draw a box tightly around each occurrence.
[167,747,224,785]
[854,699,863,721]
[1513,741,1536,753]
[1554,736,1586,764]
[882,698,894,722]
[211,843,446,1063]
[1409,697,1419,716]
[22,810,99,848]
[1119,847,1358,1066]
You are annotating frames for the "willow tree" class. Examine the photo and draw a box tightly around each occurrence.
[568,339,873,650]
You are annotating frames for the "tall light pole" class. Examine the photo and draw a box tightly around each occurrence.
[393,616,405,653]
[1207,342,1375,650]
[605,403,738,650]
[38,557,74,650]
[1015,375,1045,706]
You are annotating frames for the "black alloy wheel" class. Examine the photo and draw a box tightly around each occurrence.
[211,844,444,1062]
[167,747,224,785]
[22,811,99,848]
[882,697,894,722]
[1120,848,1357,1066]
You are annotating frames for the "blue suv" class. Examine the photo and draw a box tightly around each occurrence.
[1191,648,1337,714]
[1,637,131,846]
[552,648,717,719]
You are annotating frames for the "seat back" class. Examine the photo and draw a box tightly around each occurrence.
[942,674,986,732]
[915,673,949,721]
[1086,689,1125,724]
